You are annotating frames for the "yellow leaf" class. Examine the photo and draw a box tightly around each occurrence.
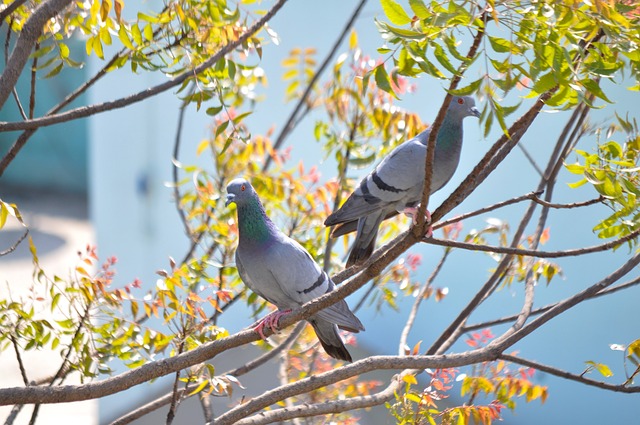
[403,374,418,385]
[349,29,358,50]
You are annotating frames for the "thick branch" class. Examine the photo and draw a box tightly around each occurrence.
[0,0,74,109]
[0,0,289,132]
[234,379,401,425]
[212,351,494,425]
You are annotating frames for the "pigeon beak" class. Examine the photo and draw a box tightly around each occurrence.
[225,193,235,207]
[470,106,481,118]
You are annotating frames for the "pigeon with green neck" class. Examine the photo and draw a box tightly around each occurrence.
[226,178,364,362]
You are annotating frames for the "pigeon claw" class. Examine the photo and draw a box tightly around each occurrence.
[403,207,433,238]
[254,309,292,339]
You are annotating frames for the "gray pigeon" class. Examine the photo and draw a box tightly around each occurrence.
[325,96,480,267]
[226,178,364,362]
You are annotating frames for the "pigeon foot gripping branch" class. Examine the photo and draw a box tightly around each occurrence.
[226,178,364,362]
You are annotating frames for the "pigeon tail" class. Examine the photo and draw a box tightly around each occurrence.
[346,233,376,268]
[309,319,353,362]
[346,212,384,267]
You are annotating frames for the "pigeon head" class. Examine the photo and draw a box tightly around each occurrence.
[225,178,257,207]
[449,96,481,119]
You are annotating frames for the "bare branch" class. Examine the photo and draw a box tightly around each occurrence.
[212,352,496,425]
[426,227,640,258]
[10,336,29,386]
[416,12,486,235]
[262,0,368,171]
[234,379,402,425]
[529,195,604,209]
[398,250,450,355]
[463,276,640,332]
[0,228,28,256]
[500,354,640,393]
[491,252,640,350]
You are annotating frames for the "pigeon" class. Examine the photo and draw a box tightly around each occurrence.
[325,96,480,267]
[226,178,365,362]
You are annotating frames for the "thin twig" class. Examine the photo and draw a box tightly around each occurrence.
[0,228,28,256]
[10,335,29,386]
[463,276,640,332]
[28,40,37,119]
[165,341,185,425]
[262,0,368,171]
[500,354,640,393]
[398,250,450,355]
[426,227,640,258]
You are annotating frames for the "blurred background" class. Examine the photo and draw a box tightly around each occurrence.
[1,0,638,424]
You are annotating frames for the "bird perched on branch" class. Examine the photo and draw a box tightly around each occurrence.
[226,178,364,362]
[325,96,480,267]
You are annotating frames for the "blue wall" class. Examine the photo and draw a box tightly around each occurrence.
[0,36,88,194]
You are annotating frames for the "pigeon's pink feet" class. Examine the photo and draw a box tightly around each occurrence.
[254,309,292,339]
[403,207,433,238]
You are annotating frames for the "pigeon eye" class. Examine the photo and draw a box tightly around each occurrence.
[241,184,246,191]
[457,98,464,104]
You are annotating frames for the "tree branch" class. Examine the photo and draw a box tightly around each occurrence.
[426,227,640,258]
[0,228,28,256]
[108,322,305,425]
[500,354,640,393]
[415,11,486,235]
[212,351,496,425]
[234,379,402,425]
[490,252,640,350]
[398,250,450,355]
[463,276,640,332]
[0,0,289,132]
[262,0,368,171]
[0,0,74,109]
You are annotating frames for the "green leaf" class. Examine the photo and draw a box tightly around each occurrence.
[380,0,412,25]
[59,43,70,59]
[379,22,424,39]
[447,78,482,96]
[567,178,588,188]
[374,65,398,98]
[433,43,457,75]
[131,24,143,45]
[581,78,613,103]
[118,25,135,49]
[489,36,515,53]
[408,0,430,19]
[44,62,63,79]
[530,72,557,96]
[30,45,55,59]
[564,163,585,174]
